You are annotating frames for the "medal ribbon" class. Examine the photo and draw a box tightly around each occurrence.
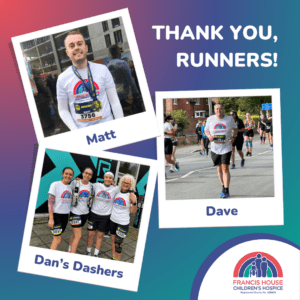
[72,63,98,101]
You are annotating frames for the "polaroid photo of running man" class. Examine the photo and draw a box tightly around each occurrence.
[156,89,283,228]
[18,141,157,292]
[12,8,159,149]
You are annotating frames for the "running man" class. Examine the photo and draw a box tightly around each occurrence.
[205,103,238,198]
[230,110,245,169]
[68,167,93,254]
[164,115,179,172]
[57,31,124,131]
[258,113,266,144]
[48,167,74,250]
[243,113,256,156]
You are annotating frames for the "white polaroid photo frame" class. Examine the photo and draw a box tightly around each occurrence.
[12,8,159,149]
[18,140,158,292]
[156,89,283,228]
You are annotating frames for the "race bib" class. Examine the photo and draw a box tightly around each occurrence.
[74,99,102,123]
[51,225,62,236]
[87,220,94,230]
[214,135,226,143]
[70,215,81,226]
[116,227,128,238]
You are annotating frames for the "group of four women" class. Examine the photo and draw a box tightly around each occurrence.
[48,167,137,261]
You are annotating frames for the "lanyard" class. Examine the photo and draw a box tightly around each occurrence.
[72,63,98,101]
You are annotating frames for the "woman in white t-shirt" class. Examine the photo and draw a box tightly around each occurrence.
[68,167,93,254]
[48,167,74,250]
[164,115,179,173]
[110,174,137,261]
[86,172,119,257]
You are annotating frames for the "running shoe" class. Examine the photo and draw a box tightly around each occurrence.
[249,153,252,156]
[231,163,235,169]
[241,159,245,167]
[260,141,262,144]
[270,145,273,150]
[199,151,202,155]
[220,192,225,198]
[221,192,230,198]
[263,141,265,144]
[175,162,180,171]
[86,251,91,256]
[203,150,205,155]
[104,233,110,238]
[111,257,117,260]
[246,152,249,156]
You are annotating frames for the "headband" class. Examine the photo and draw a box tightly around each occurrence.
[104,172,114,179]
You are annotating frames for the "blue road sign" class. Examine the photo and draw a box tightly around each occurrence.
[262,103,272,110]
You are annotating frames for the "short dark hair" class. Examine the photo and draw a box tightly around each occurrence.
[165,115,173,122]
[64,30,85,46]
[83,167,93,174]
[62,167,74,175]
[109,44,121,58]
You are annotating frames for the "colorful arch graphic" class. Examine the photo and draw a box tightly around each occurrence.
[96,190,111,200]
[214,123,226,130]
[73,80,100,95]
[114,197,126,207]
[61,191,72,199]
[79,190,90,198]
[233,252,283,278]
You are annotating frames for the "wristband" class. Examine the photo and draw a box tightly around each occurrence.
[132,203,137,206]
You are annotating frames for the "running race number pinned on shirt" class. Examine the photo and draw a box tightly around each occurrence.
[214,135,226,143]
[74,99,103,123]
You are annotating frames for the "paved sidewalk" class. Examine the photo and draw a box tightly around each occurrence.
[176,143,202,156]
[30,220,137,263]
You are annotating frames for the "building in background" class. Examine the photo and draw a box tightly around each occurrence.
[21,17,131,77]
[164,98,220,134]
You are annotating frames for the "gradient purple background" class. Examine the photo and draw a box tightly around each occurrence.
[2,0,299,299]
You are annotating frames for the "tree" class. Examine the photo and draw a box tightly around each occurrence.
[169,109,191,129]
[219,96,272,115]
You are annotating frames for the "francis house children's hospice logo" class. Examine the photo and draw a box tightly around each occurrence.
[232,252,284,295]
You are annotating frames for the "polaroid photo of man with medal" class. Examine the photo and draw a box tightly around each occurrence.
[12,9,159,149]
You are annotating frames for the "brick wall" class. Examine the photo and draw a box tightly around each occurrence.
[163,98,211,134]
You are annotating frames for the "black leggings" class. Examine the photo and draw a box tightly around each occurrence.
[203,137,210,154]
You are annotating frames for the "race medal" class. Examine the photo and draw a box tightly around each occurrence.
[72,63,103,122]
[214,135,226,143]
[74,99,102,122]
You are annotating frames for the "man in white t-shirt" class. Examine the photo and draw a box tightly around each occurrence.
[56,30,124,131]
[205,103,238,198]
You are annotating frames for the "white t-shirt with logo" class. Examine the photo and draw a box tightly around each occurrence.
[205,115,237,155]
[57,62,116,129]
[70,180,91,215]
[110,192,131,226]
[164,122,173,139]
[48,181,72,214]
[92,183,119,216]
